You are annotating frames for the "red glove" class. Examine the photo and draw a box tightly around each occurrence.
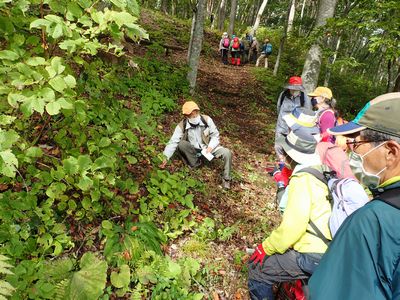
[249,244,267,265]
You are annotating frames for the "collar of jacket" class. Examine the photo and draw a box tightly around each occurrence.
[185,119,206,130]
[370,177,400,197]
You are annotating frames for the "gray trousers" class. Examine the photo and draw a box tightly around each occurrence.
[177,140,232,180]
[248,250,322,284]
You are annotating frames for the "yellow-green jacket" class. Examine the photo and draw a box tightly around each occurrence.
[263,167,332,255]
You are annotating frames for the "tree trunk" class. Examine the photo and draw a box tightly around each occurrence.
[161,0,168,14]
[217,0,227,31]
[393,64,400,92]
[324,35,341,86]
[287,0,296,34]
[301,0,339,93]
[228,0,238,36]
[250,0,269,36]
[300,0,306,20]
[171,0,176,15]
[187,0,207,94]
[386,59,394,93]
[273,0,293,76]
[187,10,197,61]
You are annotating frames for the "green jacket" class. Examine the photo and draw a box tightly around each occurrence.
[309,179,400,300]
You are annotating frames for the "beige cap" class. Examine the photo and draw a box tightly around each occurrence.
[182,101,200,115]
[308,87,333,99]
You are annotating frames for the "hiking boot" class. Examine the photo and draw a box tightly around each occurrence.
[222,179,231,190]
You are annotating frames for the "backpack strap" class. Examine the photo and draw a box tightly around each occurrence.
[298,166,333,246]
[278,90,290,112]
[375,188,400,209]
[300,91,305,107]
[307,220,330,246]
[200,115,209,128]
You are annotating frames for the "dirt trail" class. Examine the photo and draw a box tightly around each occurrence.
[167,53,282,299]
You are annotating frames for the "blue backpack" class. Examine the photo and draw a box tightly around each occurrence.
[265,43,272,54]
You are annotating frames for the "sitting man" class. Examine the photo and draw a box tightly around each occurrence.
[309,92,400,300]
[160,101,232,189]
[248,129,331,300]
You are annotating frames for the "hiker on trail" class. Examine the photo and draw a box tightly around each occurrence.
[248,129,331,300]
[230,35,241,66]
[240,35,249,64]
[249,37,259,64]
[256,38,272,68]
[219,32,230,65]
[309,86,337,143]
[275,76,311,162]
[160,101,232,189]
[309,92,400,300]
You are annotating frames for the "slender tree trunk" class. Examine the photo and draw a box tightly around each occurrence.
[161,0,168,14]
[386,59,394,93]
[217,0,227,31]
[301,0,339,93]
[287,0,296,34]
[188,10,197,61]
[228,0,238,36]
[300,0,306,19]
[273,0,293,76]
[187,0,207,94]
[171,0,176,15]
[324,35,341,86]
[393,64,400,92]
[250,0,269,36]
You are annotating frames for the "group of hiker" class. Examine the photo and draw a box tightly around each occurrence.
[159,74,400,299]
[248,76,400,300]
[218,32,272,67]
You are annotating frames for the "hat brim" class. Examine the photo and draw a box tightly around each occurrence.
[308,92,319,97]
[327,121,366,136]
[285,84,305,91]
[276,136,321,165]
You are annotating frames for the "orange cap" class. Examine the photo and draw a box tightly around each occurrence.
[182,101,200,115]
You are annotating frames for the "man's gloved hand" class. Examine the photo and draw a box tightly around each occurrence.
[249,244,267,265]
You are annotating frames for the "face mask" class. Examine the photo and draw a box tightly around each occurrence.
[349,142,387,189]
[188,115,201,125]
[291,90,300,97]
[311,98,318,108]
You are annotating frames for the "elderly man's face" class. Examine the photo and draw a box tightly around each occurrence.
[347,133,389,181]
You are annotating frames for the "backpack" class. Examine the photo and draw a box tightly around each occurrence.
[265,43,272,54]
[278,90,305,111]
[223,38,230,48]
[300,167,369,242]
[232,37,240,49]
[316,142,354,179]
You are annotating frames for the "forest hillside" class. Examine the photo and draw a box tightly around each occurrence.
[0,0,399,299]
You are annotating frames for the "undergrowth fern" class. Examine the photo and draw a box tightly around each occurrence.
[0,255,15,300]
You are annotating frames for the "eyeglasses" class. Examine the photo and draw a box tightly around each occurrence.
[345,139,387,151]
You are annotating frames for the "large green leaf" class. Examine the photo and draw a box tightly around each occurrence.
[20,96,45,116]
[66,252,107,300]
[0,50,19,60]
[110,264,130,288]
[46,101,61,115]
[49,76,67,93]
[26,57,46,66]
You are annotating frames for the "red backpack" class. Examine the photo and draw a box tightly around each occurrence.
[232,37,240,49]
[223,37,230,48]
